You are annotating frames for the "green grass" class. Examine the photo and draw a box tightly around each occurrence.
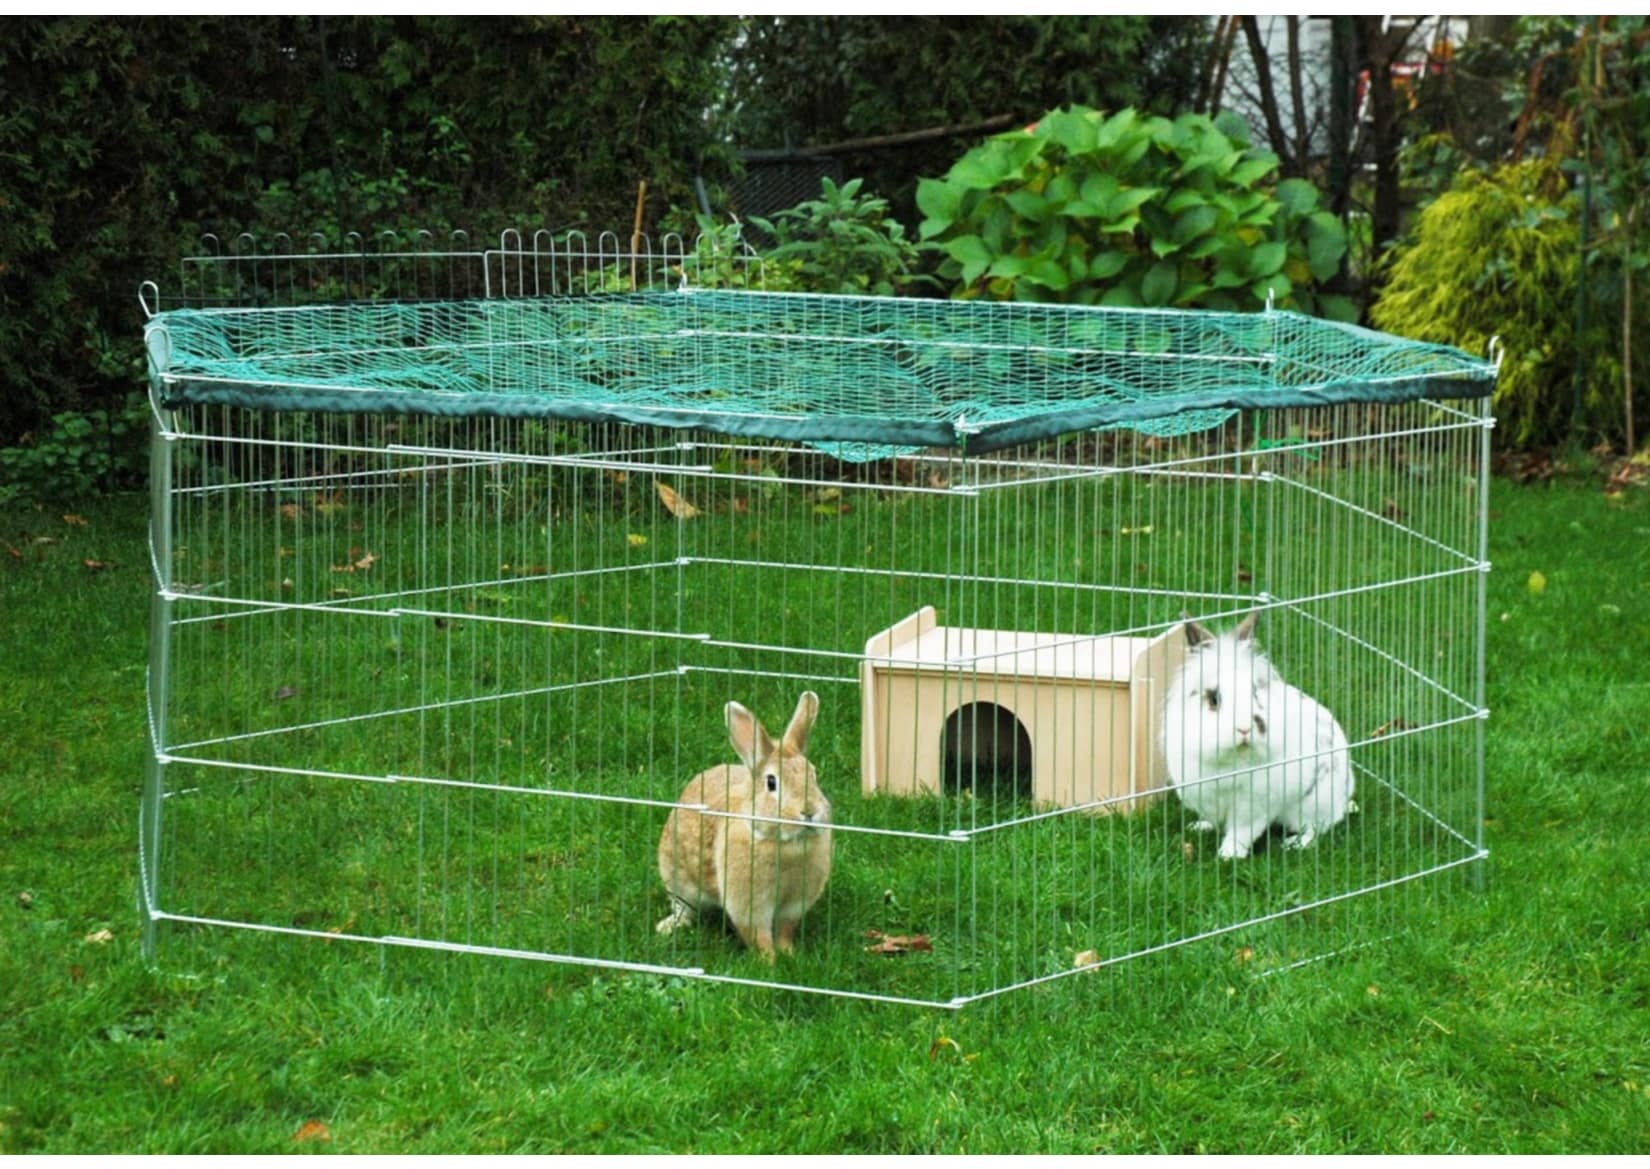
[2,476,1648,1152]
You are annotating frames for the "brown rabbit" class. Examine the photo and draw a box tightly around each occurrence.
[656,692,833,959]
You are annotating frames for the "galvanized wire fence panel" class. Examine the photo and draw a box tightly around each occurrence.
[141,233,1494,1006]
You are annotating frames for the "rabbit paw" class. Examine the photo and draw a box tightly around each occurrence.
[1282,827,1318,851]
[655,899,697,936]
[1216,836,1253,860]
[1190,819,1218,834]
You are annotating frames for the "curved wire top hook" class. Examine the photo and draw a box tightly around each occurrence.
[138,281,159,321]
[1487,335,1506,372]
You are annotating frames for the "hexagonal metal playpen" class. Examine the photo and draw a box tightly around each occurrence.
[140,231,1497,1007]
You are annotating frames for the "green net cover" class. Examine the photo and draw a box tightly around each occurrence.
[145,290,1496,459]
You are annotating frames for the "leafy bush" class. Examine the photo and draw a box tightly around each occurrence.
[1370,161,1618,448]
[916,107,1351,318]
[750,178,928,296]
[725,17,1213,224]
[0,16,740,454]
[0,394,149,504]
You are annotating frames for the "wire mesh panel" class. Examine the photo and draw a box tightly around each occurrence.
[141,233,1495,1007]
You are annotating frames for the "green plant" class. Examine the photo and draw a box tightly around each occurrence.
[0,393,149,504]
[749,177,928,296]
[916,106,1352,318]
[1371,160,1618,448]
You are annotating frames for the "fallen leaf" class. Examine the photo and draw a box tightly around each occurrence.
[1382,498,1405,520]
[1366,984,1381,997]
[84,928,113,944]
[1180,840,1197,862]
[927,470,950,490]
[313,494,346,516]
[1074,949,1102,970]
[293,1120,331,1143]
[864,929,932,956]
[5,542,21,561]
[83,558,111,571]
[1527,570,1547,595]
[732,497,749,514]
[274,686,297,701]
[70,964,85,983]
[655,480,700,519]
[62,514,88,527]
[627,533,648,548]
[279,503,301,520]
[928,1035,969,1061]
[17,890,33,910]
[1370,717,1412,738]
[353,551,377,571]
[1234,946,1255,966]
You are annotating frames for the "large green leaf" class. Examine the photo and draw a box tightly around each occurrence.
[948,153,1004,191]
[1037,107,1099,156]
[1006,187,1055,221]
[1100,279,1143,307]
[1273,177,1319,216]
[1025,254,1072,291]
[915,178,961,234]
[1141,259,1178,307]
[1248,240,1287,278]
[944,235,993,285]
[1172,205,1220,244]
[1304,210,1347,281]
[1087,249,1130,280]
[1230,155,1278,188]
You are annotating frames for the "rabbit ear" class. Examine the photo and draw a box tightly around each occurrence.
[781,691,819,756]
[1235,611,1260,643]
[1182,619,1216,648]
[725,701,774,771]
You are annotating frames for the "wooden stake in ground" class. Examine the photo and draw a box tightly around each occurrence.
[630,180,647,292]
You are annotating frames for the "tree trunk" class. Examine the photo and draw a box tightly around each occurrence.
[1287,17,1310,167]
[1326,16,1356,219]
[1358,16,1404,264]
[1240,16,1296,174]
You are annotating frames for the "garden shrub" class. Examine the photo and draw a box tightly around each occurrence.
[916,106,1352,319]
[1370,160,1620,448]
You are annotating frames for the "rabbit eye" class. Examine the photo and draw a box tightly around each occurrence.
[1204,688,1220,711]
[765,773,778,793]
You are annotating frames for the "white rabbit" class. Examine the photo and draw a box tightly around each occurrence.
[656,692,832,959]
[1161,613,1356,860]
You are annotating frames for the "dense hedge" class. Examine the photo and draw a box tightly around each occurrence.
[0,16,738,448]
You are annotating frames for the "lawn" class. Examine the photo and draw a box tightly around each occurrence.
[1,472,1646,1153]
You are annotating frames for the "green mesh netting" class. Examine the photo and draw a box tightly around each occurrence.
[145,290,1496,459]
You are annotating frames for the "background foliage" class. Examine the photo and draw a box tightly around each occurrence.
[0,15,737,460]
[724,16,1213,224]
[3,13,1647,493]
[917,107,1350,317]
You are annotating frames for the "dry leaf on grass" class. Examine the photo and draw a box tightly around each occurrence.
[84,928,113,944]
[864,929,932,956]
[293,1120,331,1143]
[655,480,700,519]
